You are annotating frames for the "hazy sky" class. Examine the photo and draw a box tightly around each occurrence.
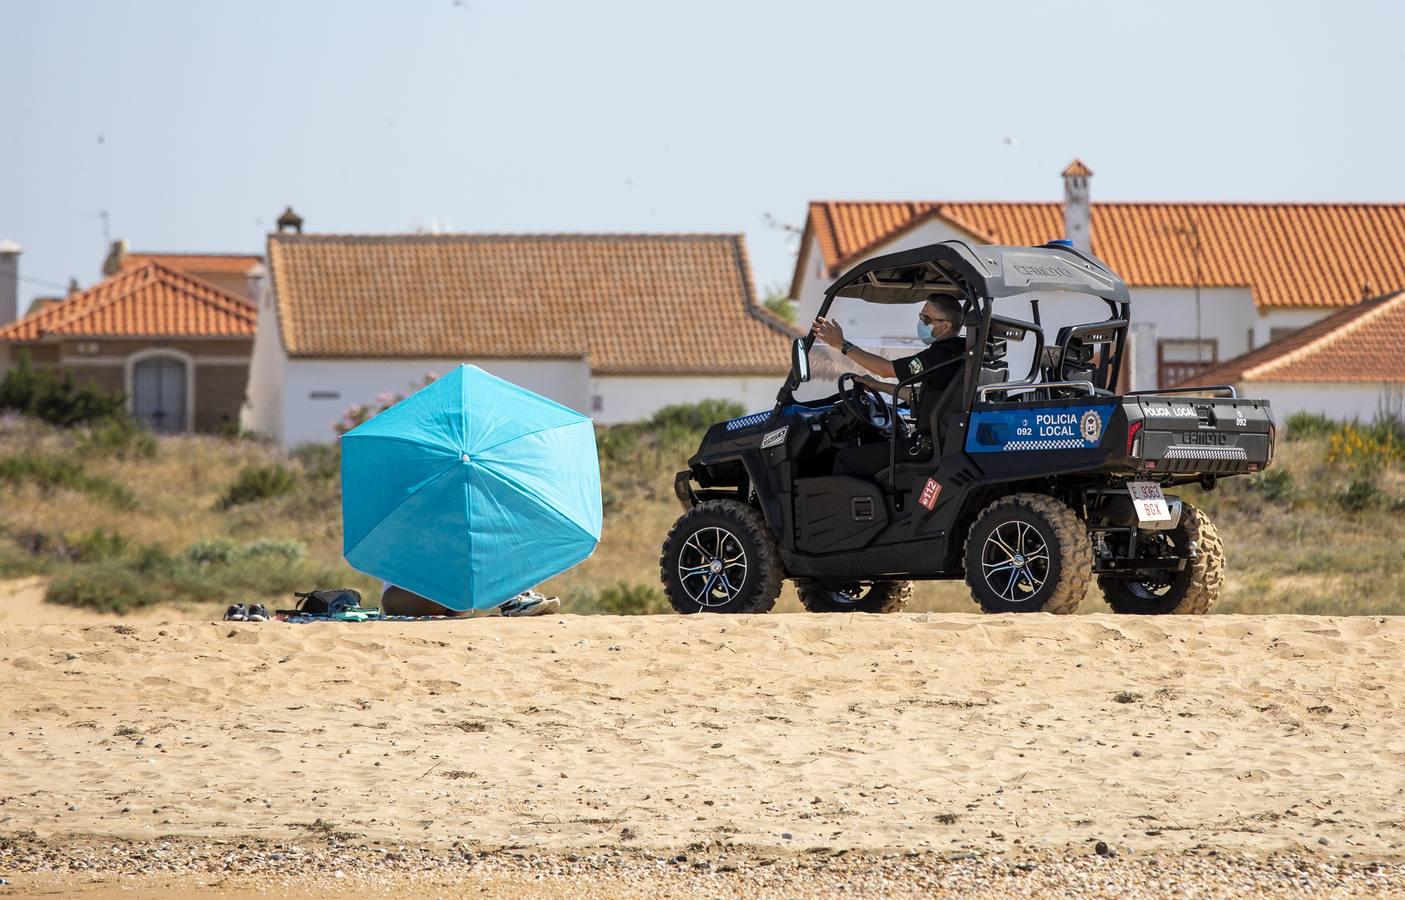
[4,0,1402,312]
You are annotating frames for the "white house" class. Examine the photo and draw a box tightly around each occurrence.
[245,228,793,447]
[789,161,1405,392]
[1179,290,1405,421]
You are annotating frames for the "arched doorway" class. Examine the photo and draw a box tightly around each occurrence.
[131,353,189,433]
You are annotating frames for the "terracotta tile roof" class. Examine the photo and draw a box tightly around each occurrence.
[0,262,257,342]
[120,253,263,276]
[797,200,1405,309]
[266,233,792,375]
[1180,291,1405,386]
[1062,159,1094,178]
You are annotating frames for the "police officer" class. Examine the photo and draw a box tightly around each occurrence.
[811,294,965,477]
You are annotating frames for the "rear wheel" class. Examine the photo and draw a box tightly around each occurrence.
[660,500,783,614]
[796,580,912,614]
[964,493,1090,614]
[1099,503,1223,615]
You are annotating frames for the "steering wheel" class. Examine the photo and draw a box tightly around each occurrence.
[837,373,894,435]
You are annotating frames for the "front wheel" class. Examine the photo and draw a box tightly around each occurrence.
[660,500,783,614]
[964,493,1091,614]
[796,580,912,613]
[1099,503,1224,614]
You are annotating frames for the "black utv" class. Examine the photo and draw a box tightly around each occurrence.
[660,240,1275,615]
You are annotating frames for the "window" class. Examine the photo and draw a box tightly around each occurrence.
[591,394,603,413]
[1157,339,1218,387]
[308,390,341,400]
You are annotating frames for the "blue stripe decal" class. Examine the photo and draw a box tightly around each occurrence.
[966,404,1116,452]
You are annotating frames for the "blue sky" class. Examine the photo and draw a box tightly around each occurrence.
[3,0,1402,311]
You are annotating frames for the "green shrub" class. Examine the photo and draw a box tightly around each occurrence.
[1283,411,1334,441]
[219,464,296,509]
[1328,423,1401,474]
[0,453,134,508]
[647,400,747,432]
[66,528,130,563]
[1250,468,1296,502]
[185,537,244,565]
[245,538,307,562]
[1337,479,1383,512]
[79,417,157,460]
[46,562,162,614]
[0,354,126,427]
[590,581,670,615]
[290,443,340,481]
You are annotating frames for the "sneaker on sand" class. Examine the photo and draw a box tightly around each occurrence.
[246,604,270,622]
[499,593,561,617]
[223,604,247,622]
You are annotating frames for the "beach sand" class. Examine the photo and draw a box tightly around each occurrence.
[2,591,1403,895]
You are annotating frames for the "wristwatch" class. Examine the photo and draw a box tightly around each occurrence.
[840,340,854,355]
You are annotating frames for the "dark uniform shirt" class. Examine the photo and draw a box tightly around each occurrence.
[891,337,966,424]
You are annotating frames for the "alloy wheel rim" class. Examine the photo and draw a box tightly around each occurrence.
[981,521,1051,604]
[678,526,748,608]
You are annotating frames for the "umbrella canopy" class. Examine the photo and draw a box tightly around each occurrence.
[340,365,601,611]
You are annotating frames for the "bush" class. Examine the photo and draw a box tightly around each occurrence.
[291,443,340,481]
[1250,468,1296,502]
[78,417,157,460]
[245,538,307,563]
[47,562,162,614]
[647,400,747,432]
[66,528,130,563]
[1337,479,1383,512]
[1283,411,1335,441]
[185,537,244,565]
[0,354,126,427]
[219,464,297,509]
[589,581,670,615]
[0,453,134,507]
[1327,423,1402,475]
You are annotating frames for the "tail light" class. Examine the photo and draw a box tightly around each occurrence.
[1267,419,1277,463]
[1126,420,1143,457]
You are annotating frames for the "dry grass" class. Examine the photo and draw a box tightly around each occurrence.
[1,413,1402,617]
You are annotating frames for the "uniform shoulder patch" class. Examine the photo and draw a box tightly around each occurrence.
[908,357,925,376]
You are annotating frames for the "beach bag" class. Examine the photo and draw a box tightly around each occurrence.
[291,588,362,615]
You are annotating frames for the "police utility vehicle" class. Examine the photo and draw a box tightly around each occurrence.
[660,241,1275,615]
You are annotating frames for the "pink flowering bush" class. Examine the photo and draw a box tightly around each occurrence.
[332,372,439,436]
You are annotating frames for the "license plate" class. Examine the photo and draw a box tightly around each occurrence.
[1127,481,1171,523]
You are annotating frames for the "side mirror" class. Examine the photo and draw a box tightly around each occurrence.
[792,338,811,383]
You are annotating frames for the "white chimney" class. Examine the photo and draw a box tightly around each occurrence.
[1062,159,1093,252]
[0,239,20,326]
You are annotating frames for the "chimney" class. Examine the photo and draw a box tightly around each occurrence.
[1061,159,1093,252]
[0,239,20,327]
[276,207,304,234]
[101,239,128,276]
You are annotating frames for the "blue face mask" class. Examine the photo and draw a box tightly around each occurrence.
[916,320,937,345]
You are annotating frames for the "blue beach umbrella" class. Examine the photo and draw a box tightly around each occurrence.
[340,365,601,611]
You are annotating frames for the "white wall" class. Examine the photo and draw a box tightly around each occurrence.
[242,276,286,439]
[1119,286,1255,390]
[279,357,590,448]
[794,218,978,350]
[1241,381,1400,423]
[592,375,783,423]
[1255,308,1330,346]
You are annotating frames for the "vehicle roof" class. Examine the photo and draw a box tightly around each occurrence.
[830,240,1131,305]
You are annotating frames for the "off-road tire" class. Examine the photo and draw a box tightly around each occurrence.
[795,580,913,614]
[660,500,783,614]
[1099,503,1223,615]
[964,493,1091,614]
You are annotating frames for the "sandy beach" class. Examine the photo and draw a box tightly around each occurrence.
[2,606,1404,896]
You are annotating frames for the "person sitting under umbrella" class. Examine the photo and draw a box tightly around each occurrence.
[381,582,560,617]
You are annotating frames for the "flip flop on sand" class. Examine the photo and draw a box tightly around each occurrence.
[499,593,561,617]
[223,604,247,622]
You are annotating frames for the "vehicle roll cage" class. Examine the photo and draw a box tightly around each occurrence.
[777,240,1134,413]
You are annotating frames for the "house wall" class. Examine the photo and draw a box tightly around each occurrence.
[278,357,590,448]
[1240,381,1401,423]
[244,278,287,440]
[1255,308,1331,346]
[590,374,784,424]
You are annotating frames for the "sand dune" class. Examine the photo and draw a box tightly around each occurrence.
[1,608,1403,869]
